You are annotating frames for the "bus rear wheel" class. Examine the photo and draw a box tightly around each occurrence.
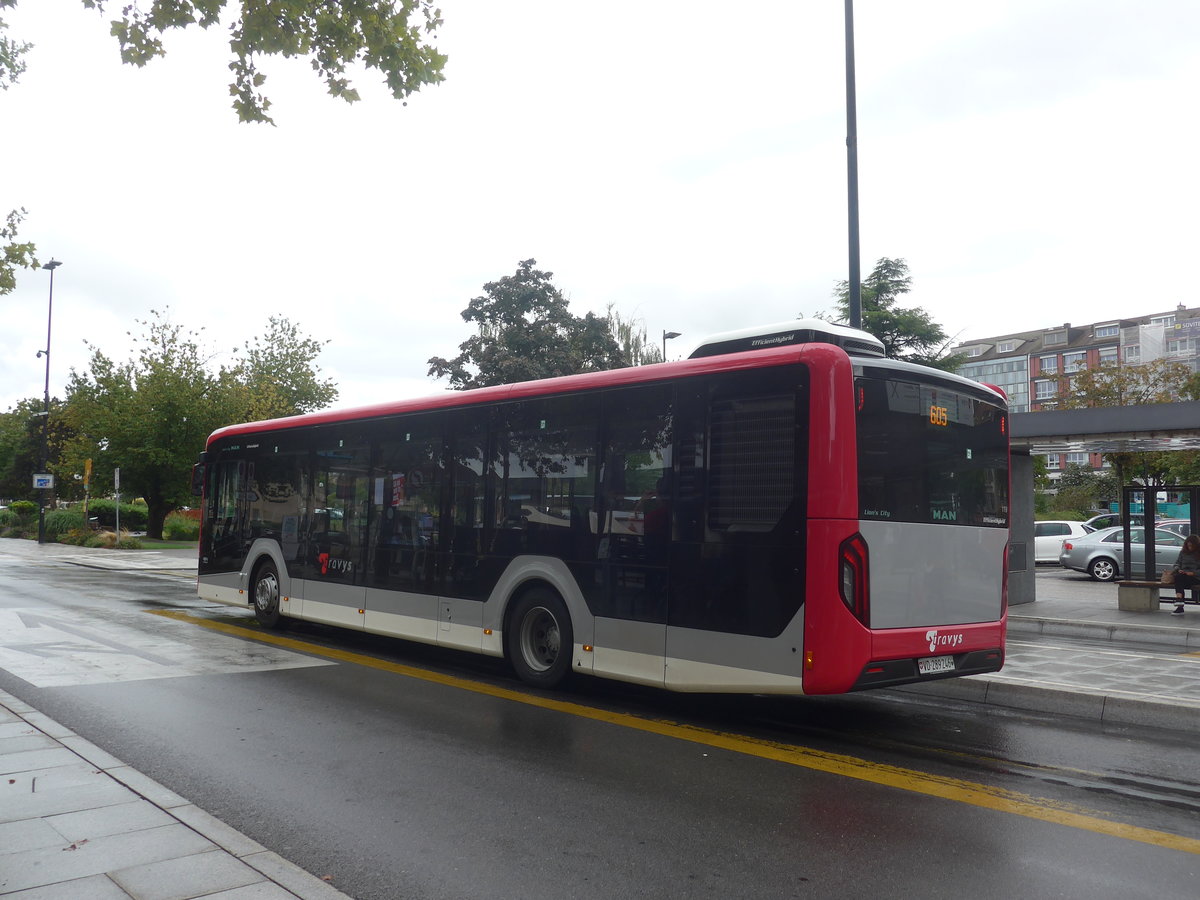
[506,588,573,689]
[252,559,284,629]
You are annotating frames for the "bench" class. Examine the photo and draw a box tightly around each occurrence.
[1117,580,1198,612]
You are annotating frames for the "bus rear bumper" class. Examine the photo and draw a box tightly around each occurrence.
[849,647,1004,691]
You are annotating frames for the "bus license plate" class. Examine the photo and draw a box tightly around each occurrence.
[918,655,955,675]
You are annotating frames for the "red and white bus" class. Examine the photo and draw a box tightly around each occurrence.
[194,320,1008,694]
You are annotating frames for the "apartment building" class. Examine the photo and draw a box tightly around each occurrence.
[954,303,1200,480]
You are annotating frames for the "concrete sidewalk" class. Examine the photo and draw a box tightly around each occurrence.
[0,542,345,898]
[897,571,1200,733]
[0,691,350,899]
[4,539,1200,897]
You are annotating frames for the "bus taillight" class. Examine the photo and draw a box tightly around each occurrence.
[838,533,869,623]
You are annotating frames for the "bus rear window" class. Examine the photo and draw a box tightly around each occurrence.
[855,375,1008,527]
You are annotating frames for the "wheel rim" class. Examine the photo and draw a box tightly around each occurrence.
[1093,559,1115,581]
[518,606,560,673]
[255,571,280,614]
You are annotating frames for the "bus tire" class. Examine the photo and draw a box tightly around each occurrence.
[251,559,284,629]
[506,587,573,689]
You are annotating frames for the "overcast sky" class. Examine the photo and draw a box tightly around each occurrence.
[3,0,1198,416]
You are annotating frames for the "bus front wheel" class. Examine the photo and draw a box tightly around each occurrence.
[252,559,284,629]
[506,588,573,689]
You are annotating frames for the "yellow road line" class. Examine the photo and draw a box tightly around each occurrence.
[150,609,1200,855]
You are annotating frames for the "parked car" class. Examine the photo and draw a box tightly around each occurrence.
[1082,513,1145,532]
[1033,520,1093,564]
[1059,526,1185,582]
[1155,519,1194,539]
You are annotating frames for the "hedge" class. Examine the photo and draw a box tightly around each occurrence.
[86,500,149,530]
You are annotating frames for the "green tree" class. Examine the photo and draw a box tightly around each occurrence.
[0,396,80,505]
[1046,462,1120,515]
[427,259,630,390]
[832,257,963,370]
[1053,358,1192,409]
[0,398,44,500]
[5,1,445,124]
[62,311,233,539]
[1105,451,1179,492]
[1049,358,1200,492]
[1056,462,1100,494]
[0,208,38,296]
[59,308,335,539]
[1,1,446,296]
[226,315,339,421]
[605,304,664,366]
[0,8,30,90]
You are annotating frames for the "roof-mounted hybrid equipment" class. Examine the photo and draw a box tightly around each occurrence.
[688,318,887,360]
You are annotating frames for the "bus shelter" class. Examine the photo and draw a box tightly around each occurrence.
[1120,484,1200,580]
[1009,399,1200,604]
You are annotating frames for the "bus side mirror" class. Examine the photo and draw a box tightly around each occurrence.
[191,463,205,497]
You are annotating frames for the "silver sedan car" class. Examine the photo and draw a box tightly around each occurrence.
[1059,526,1186,582]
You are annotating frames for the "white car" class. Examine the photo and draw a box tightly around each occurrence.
[1034,520,1093,564]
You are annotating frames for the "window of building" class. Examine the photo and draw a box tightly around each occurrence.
[1063,351,1086,373]
[997,341,1016,353]
[964,346,984,358]
[1045,454,1060,469]
[1038,355,1058,374]
[1094,324,1119,338]
[1124,345,1141,362]
[1167,337,1195,355]
[1151,314,1176,326]
[1065,452,1089,466]
[1045,331,1067,346]
[1098,346,1118,367]
[1035,380,1056,400]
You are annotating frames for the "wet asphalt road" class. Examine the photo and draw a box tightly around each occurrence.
[1,557,1198,899]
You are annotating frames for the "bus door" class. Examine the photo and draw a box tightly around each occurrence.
[433,410,489,650]
[365,416,443,642]
[592,385,673,687]
[664,371,808,691]
[304,437,370,629]
[201,456,251,579]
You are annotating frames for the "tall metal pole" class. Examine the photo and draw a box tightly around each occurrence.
[37,259,62,544]
[844,0,862,329]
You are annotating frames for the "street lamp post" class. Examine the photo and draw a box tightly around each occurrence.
[36,259,62,545]
[662,330,681,361]
[844,0,862,329]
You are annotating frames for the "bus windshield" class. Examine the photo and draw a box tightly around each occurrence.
[855,372,1008,528]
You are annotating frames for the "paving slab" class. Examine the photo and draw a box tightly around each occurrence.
[0,687,351,900]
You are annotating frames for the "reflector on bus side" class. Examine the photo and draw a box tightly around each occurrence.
[1002,544,1010,614]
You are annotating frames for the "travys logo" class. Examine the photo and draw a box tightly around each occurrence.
[925,630,964,654]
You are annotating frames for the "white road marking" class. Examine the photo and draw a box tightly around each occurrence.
[35,551,196,571]
[0,608,333,687]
